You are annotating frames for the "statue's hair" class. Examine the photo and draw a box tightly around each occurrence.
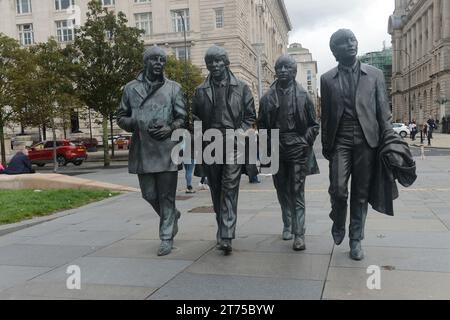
[143,46,167,64]
[204,45,230,66]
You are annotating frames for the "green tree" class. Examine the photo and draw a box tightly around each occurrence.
[165,54,204,128]
[72,0,144,167]
[0,34,25,166]
[18,39,79,172]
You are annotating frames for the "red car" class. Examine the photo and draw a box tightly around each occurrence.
[28,140,87,167]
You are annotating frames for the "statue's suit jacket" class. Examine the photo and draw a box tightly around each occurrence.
[258,80,320,176]
[192,71,256,133]
[320,63,393,158]
[192,70,256,175]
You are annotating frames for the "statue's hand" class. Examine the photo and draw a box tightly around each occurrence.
[148,125,172,140]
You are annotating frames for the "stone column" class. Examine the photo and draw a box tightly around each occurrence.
[396,36,401,73]
[422,15,427,58]
[411,26,416,62]
[443,0,450,38]
[416,21,421,60]
[433,0,441,42]
[428,7,433,50]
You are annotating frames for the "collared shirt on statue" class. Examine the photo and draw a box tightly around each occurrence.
[338,61,360,120]
[275,84,296,133]
[211,77,234,131]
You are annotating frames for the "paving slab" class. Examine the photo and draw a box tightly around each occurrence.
[331,246,450,273]
[238,214,330,237]
[31,256,192,288]
[89,239,215,261]
[0,244,96,268]
[17,229,131,247]
[0,266,50,291]
[149,272,323,300]
[232,234,334,255]
[363,230,450,249]
[0,282,156,300]
[364,218,448,232]
[323,267,450,300]
[186,250,330,281]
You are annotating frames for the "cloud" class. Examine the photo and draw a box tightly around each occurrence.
[285,0,395,93]
[284,0,366,31]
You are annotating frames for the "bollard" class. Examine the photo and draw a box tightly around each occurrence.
[420,145,425,160]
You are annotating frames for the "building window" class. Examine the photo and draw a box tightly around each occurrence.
[174,47,191,60]
[16,0,32,14]
[18,24,34,46]
[215,8,224,28]
[55,0,74,11]
[171,9,190,32]
[56,20,75,43]
[307,70,313,92]
[101,0,115,6]
[135,12,152,36]
[134,0,150,3]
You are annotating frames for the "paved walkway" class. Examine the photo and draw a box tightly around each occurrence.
[0,155,449,300]
[408,132,450,149]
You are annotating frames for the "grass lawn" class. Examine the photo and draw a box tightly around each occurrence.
[0,189,120,225]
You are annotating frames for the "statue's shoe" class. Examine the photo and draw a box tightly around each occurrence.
[332,223,345,245]
[293,235,306,251]
[172,210,181,238]
[282,229,293,241]
[219,239,233,255]
[349,240,364,261]
[157,240,173,256]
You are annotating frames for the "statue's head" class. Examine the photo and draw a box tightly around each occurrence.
[143,46,167,79]
[329,29,358,63]
[204,45,230,80]
[275,54,297,83]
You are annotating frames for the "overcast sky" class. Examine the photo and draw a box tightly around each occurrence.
[284,0,395,88]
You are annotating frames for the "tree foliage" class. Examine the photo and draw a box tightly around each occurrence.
[72,0,144,166]
[0,33,29,165]
[165,54,204,127]
[19,39,79,171]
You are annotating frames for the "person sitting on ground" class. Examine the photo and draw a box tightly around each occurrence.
[0,145,35,175]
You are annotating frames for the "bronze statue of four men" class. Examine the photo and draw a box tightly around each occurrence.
[118,29,414,260]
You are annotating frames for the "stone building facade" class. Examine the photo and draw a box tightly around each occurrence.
[287,43,319,115]
[389,0,450,125]
[0,0,291,142]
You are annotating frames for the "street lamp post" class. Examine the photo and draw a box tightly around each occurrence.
[176,11,190,123]
[176,11,189,83]
[393,49,412,123]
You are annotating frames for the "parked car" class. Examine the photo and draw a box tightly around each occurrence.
[116,136,131,150]
[70,137,98,152]
[392,123,410,138]
[28,140,87,167]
